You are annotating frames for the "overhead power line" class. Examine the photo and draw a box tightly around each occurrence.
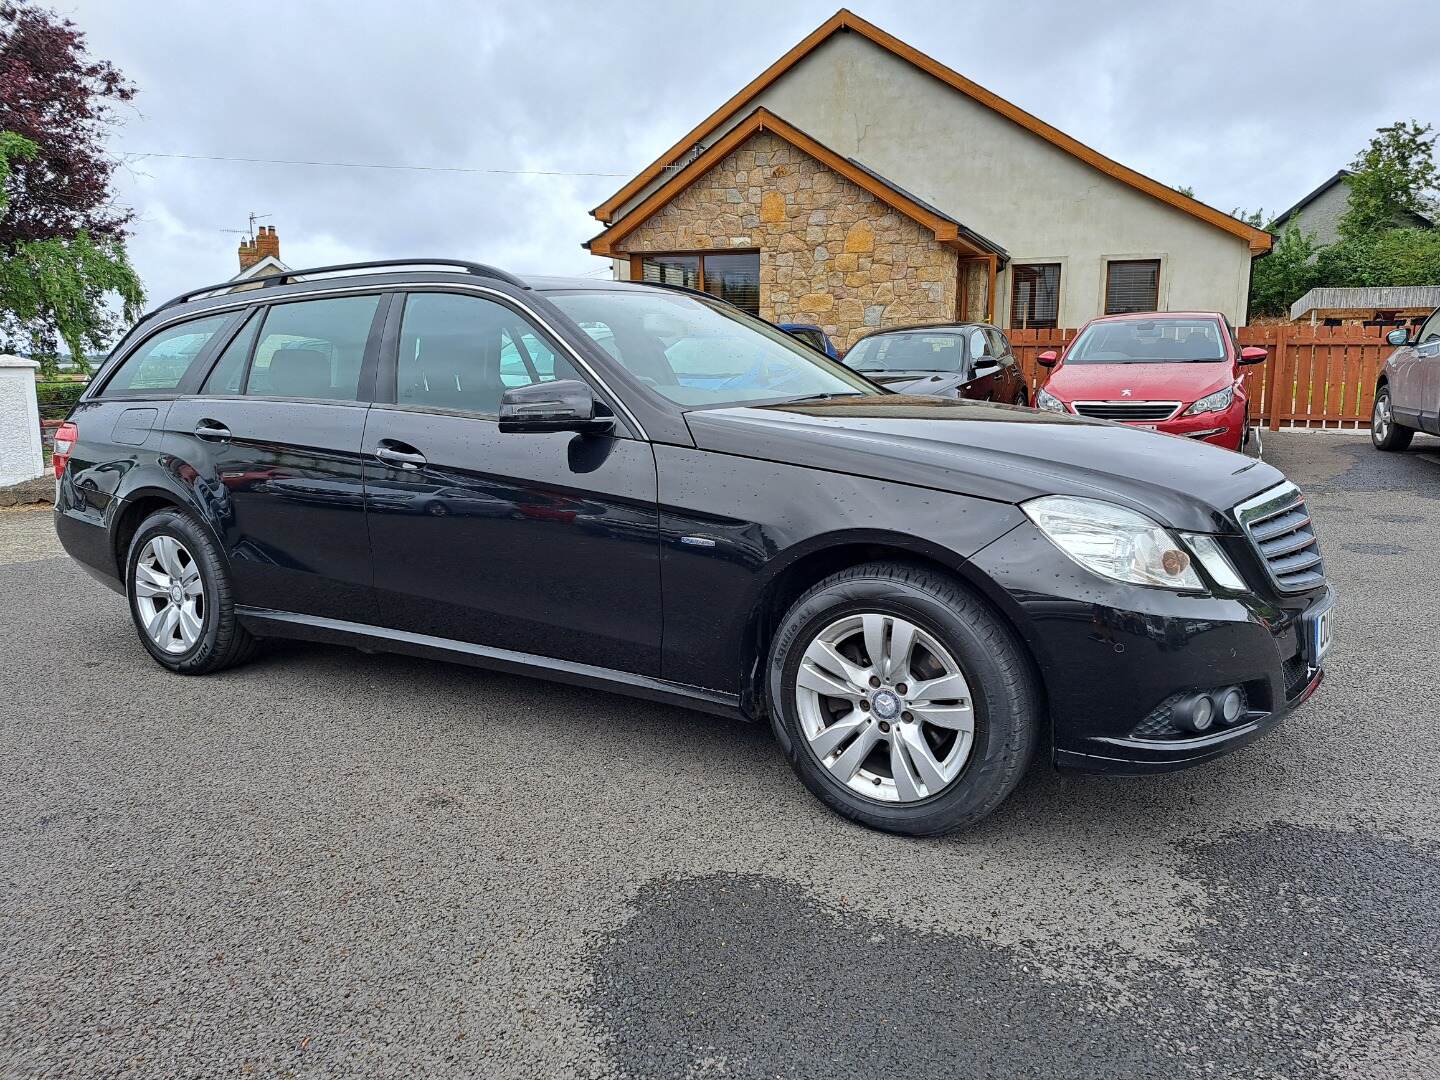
[117,150,629,178]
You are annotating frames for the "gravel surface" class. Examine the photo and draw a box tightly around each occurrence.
[2,430,1438,1079]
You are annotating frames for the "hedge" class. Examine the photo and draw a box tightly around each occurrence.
[35,379,89,420]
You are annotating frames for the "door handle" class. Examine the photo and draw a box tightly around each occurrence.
[193,419,231,442]
[375,442,427,470]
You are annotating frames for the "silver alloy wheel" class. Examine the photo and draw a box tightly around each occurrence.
[794,612,976,803]
[1373,392,1391,442]
[132,535,205,654]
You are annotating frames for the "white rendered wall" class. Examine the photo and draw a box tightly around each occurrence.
[0,355,45,486]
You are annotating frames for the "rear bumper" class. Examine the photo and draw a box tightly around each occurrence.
[55,501,124,595]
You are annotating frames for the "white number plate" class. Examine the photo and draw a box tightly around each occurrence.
[1307,607,1333,665]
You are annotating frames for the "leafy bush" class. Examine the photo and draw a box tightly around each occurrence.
[35,378,87,419]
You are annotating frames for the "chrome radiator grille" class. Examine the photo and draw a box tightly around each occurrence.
[1072,400,1180,423]
[1234,482,1325,593]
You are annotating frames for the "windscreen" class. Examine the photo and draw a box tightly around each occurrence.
[1065,319,1226,364]
[846,332,966,373]
[547,289,879,408]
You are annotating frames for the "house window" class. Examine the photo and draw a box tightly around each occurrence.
[638,252,760,316]
[1104,259,1161,315]
[1009,263,1060,329]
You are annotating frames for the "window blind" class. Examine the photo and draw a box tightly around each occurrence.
[1104,260,1160,315]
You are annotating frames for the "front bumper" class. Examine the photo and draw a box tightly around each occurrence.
[1060,398,1247,450]
[968,521,1332,775]
[1148,400,1248,450]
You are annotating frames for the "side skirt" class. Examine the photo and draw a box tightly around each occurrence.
[235,607,744,720]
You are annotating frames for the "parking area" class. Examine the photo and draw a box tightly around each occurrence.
[2,430,1438,1079]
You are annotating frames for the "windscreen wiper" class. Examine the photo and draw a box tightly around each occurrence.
[784,391,870,404]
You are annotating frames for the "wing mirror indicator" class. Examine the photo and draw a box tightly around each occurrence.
[498,379,615,435]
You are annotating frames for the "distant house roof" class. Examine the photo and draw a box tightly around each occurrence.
[1271,171,1352,231]
[230,254,290,282]
[586,108,1009,261]
[590,9,1272,253]
[1271,169,1434,232]
[1290,285,1440,322]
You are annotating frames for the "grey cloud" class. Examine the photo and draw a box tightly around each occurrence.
[62,0,1440,316]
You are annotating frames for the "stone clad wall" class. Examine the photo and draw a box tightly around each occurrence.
[614,132,958,351]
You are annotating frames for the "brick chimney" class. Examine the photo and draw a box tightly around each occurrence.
[237,225,280,271]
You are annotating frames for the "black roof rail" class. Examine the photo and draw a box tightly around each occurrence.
[155,259,528,313]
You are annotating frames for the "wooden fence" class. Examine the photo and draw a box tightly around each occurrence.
[1007,325,1392,430]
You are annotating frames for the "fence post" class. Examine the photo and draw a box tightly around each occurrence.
[1267,326,1288,432]
[0,355,45,486]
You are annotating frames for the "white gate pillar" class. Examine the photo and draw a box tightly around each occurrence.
[0,355,45,487]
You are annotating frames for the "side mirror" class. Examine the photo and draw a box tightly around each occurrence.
[1036,350,1059,367]
[1238,346,1268,366]
[1386,328,1411,347]
[972,357,1001,377]
[498,379,614,434]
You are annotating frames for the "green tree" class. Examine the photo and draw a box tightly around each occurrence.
[0,131,142,374]
[1249,221,1319,318]
[1339,120,1438,240]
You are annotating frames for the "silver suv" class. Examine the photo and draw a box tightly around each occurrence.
[1373,306,1440,450]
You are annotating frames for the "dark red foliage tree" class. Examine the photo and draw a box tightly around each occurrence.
[0,0,135,250]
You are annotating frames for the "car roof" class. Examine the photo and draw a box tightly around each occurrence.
[1085,311,1225,324]
[139,261,707,327]
[856,322,993,338]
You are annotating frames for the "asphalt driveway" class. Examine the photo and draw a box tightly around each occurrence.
[2,430,1438,1079]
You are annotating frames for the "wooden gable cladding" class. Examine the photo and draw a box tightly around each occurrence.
[588,110,976,259]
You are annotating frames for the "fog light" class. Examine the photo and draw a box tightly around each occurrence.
[1173,693,1215,733]
[1219,688,1245,724]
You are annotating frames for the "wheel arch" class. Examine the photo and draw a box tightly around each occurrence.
[738,530,1047,725]
[109,483,225,580]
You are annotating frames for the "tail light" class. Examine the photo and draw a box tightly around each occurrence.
[52,421,79,479]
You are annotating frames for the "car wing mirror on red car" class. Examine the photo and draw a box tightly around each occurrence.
[1036,350,1059,367]
[1238,347,1268,365]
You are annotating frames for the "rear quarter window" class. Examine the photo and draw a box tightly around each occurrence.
[99,313,233,397]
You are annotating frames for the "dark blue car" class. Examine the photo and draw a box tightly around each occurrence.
[778,323,838,359]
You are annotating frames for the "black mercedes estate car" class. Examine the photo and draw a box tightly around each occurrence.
[54,260,1333,835]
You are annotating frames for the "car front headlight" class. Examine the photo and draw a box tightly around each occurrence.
[1023,496,1204,590]
[1178,533,1247,591]
[1183,384,1234,416]
[1036,387,1067,412]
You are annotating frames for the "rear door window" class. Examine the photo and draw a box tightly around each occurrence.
[245,296,381,401]
[101,314,232,397]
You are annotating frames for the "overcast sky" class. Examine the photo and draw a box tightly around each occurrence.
[62,0,1440,315]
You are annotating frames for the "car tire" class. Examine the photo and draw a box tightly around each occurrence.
[767,561,1038,836]
[125,509,257,674]
[1371,386,1413,451]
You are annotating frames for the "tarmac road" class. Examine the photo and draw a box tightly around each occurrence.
[2,430,1437,1079]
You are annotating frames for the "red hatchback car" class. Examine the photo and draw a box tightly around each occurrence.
[1034,312,1267,452]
